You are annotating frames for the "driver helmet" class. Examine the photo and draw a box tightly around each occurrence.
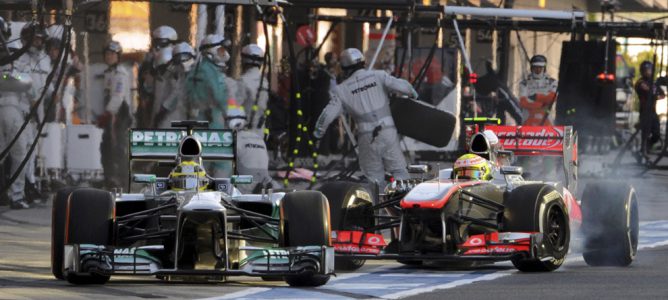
[168,160,210,191]
[453,153,492,180]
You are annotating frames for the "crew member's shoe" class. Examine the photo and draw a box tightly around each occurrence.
[25,182,44,201]
[10,199,30,209]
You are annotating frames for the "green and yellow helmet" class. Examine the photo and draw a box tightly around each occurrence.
[169,160,210,191]
[453,153,493,180]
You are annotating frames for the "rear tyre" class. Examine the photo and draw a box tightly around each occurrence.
[63,188,114,284]
[318,182,374,271]
[280,191,331,287]
[582,182,639,267]
[504,184,570,272]
[52,187,79,280]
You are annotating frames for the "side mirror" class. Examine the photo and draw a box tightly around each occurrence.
[439,168,453,180]
[408,164,430,174]
[497,150,515,164]
[231,175,253,185]
[500,166,523,175]
[133,174,157,184]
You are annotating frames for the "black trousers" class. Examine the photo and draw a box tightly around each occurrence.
[101,103,131,189]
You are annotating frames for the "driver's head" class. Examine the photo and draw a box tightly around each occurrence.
[168,160,209,191]
[453,154,492,180]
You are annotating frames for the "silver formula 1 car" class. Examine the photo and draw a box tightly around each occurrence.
[51,121,334,286]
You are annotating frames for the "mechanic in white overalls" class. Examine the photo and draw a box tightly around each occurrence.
[237,44,269,135]
[150,46,174,127]
[154,42,195,128]
[1,22,34,209]
[18,23,52,202]
[518,55,559,179]
[518,55,558,126]
[313,48,418,185]
[137,26,178,127]
[233,44,274,191]
[98,41,132,189]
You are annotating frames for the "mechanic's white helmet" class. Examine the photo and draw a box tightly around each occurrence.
[104,40,123,54]
[152,25,177,49]
[172,42,196,71]
[241,44,264,66]
[200,34,230,68]
[153,46,173,69]
[173,42,195,61]
[340,48,365,69]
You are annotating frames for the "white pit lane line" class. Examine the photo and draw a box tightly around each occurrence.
[198,221,668,300]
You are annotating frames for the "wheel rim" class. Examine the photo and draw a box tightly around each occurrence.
[546,205,567,251]
[629,197,639,257]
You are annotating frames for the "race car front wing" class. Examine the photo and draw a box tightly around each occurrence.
[333,230,547,262]
[62,244,335,278]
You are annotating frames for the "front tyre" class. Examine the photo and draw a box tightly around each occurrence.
[280,191,331,287]
[52,187,79,280]
[63,188,114,284]
[504,184,570,272]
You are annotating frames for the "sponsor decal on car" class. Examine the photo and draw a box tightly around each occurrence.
[129,129,235,159]
[131,130,233,147]
[487,125,565,150]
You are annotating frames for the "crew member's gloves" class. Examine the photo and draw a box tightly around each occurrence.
[410,88,419,100]
[97,111,112,128]
[312,129,325,140]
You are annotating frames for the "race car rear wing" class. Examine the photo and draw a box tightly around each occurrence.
[484,125,576,158]
[463,118,578,192]
[485,125,578,192]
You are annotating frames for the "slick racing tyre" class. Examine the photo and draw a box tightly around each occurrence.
[504,184,570,272]
[52,187,79,280]
[62,188,114,284]
[280,191,331,287]
[318,182,374,271]
[582,181,639,267]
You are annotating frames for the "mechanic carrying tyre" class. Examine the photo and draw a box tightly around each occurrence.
[313,48,419,187]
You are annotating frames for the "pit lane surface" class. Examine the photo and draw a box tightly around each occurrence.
[2,166,668,299]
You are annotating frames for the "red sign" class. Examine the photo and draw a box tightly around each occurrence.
[296,25,316,47]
